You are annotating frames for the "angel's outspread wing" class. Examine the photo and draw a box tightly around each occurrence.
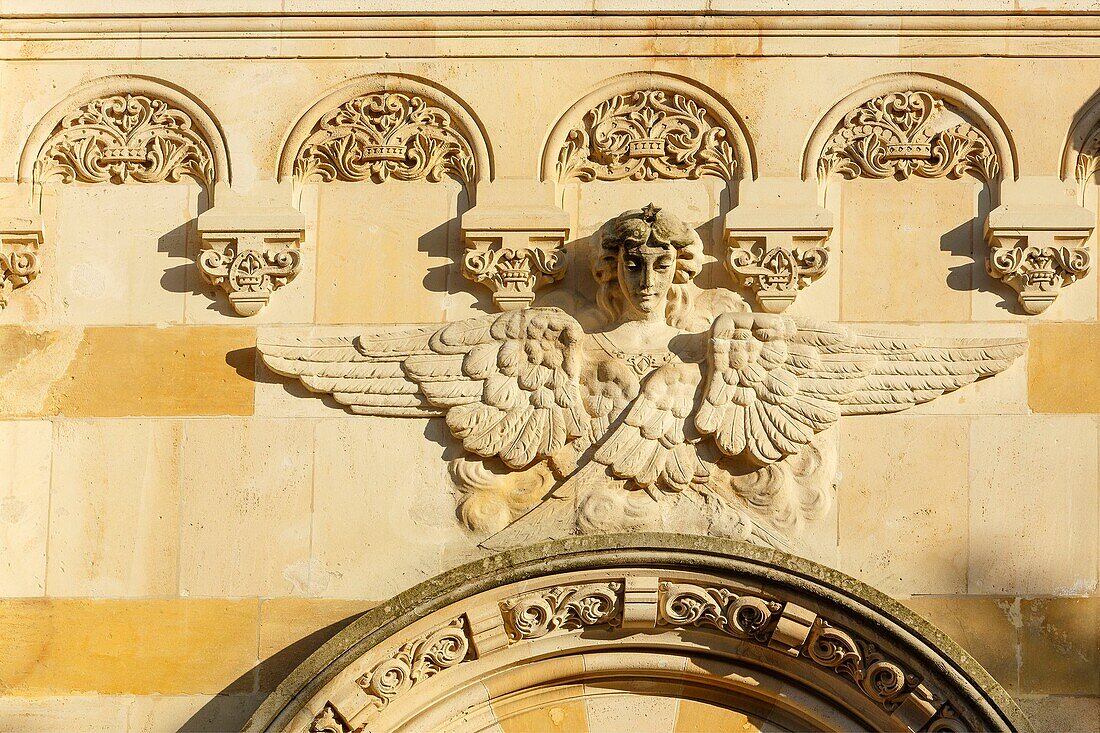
[259,307,590,469]
[596,312,1025,492]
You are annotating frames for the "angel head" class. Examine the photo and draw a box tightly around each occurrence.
[593,204,704,327]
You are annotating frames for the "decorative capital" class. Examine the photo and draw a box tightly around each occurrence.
[0,211,44,308]
[196,205,305,316]
[985,204,1094,314]
[461,202,570,311]
[723,205,833,313]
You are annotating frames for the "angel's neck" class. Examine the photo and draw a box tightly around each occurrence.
[602,318,681,352]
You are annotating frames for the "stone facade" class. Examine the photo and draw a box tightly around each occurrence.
[0,2,1098,731]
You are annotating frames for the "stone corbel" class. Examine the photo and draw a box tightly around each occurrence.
[0,209,44,308]
[460,181,569,311]
[985,204,1094,315]
[196,203,305,316]
[723,204,833,313]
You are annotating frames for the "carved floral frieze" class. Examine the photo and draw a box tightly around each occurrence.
[658,581,781,642]
[556,89,738,182]
[294,92,476,188]
[501,582,622,640]
[817,91,999,185]
[35,94,215,186]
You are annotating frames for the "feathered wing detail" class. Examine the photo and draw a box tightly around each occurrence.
[258,307,591,469]
[594,362,712,493]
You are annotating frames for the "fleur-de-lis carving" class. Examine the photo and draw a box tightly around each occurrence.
[557,90,738,182]
[35,94,215,186]
[294,92,476,188]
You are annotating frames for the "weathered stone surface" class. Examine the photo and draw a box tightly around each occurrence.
[0,420,51,596]
[1028,323,1100,413]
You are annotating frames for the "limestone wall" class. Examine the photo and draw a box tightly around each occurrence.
[0,4,1096,731]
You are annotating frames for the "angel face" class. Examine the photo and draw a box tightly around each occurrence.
[617,240,677,319]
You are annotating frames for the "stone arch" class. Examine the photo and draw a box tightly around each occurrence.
[802,72,1018,200]
[276,74,494,196]
[246,534,1030,733]
[18,74,231,197]
[1061,88,1100,204]
[540,71,757,186]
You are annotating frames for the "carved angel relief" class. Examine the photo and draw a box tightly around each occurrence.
[35,94,215,186]
[556,90,738,182]
[260,206,1023,553]
[293,92,476,188]
[817,91,999,185]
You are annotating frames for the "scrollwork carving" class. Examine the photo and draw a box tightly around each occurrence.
[803,619,917,710]
[987,241,1090,315]
[658,582,781,642]
[0,232,41,308]
[556,90,738,182]
[294,92,476,188]
[462,243,567,311]
[817,91,999,184]
[34,94,215,186]
[501,582,623,640]
[309,702,353,733]
[198,243,302,316]
[356,616,471,713]
[726,239,829,314]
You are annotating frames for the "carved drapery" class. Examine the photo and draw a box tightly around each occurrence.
[293,92,476,188]
[556,89,738,182]
[817,91,999,185]
[34,94,216,186]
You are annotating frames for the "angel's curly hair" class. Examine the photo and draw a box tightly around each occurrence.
[592,204,705,328]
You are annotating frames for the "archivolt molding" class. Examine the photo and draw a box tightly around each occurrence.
[803,74,1017,195]
[278,75,492,194]
[248,535,1031,733]
[541,72,756,184]
[18,75,230,192]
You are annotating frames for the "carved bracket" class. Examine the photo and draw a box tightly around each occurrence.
[461,203,569,311]
[0,212,43,308]
[985,204,1094,315]
[196,205,305,316]
[723,205,833,313]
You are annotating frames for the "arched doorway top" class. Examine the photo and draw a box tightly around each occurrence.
[247,534,1031,733]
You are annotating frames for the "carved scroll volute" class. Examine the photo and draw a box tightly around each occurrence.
[723,204,834,313]
[556,89,738,183]
[0,212,44,308]
[984,203,1094,315]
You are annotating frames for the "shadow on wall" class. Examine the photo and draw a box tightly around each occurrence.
[178,613,366,733]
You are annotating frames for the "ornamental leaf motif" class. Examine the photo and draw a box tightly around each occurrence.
[501,582,623,640]
[817,91,999,184]
[803,619,918,710]
[294,92,476,188]
[556,90,738,182]
[35,95,215,186]
[1075,126,1100,192]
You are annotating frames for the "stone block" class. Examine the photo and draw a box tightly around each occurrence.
[1028,323,1100,413]
[179,419,313,597]
[838,415,970,596]
[904,596,1020,692]
[1016,694,1100,733]
[1019,597,1099,695]
[969,416,1098,595]
[47,419,181,597]
[258,598,375,691]
[0,695,129,733]
[0,598,259,695]
[0,420,51,596]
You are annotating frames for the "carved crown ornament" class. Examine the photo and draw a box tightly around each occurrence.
[556,89,739,182]
[293,92,477,189]
[817,91,1000,186]
[259,205,1026,555]
[33,94,216,187]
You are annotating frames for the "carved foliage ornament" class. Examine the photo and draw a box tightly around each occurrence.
[818,91,999,184]
[0,233,41,308]
[1075,127,1100,192]
[501,582,622,640]
[659,581,781,643]
[462,243,567,311]
[294,92,476,188]
[557,90,738,182]
[35,94,215,186]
